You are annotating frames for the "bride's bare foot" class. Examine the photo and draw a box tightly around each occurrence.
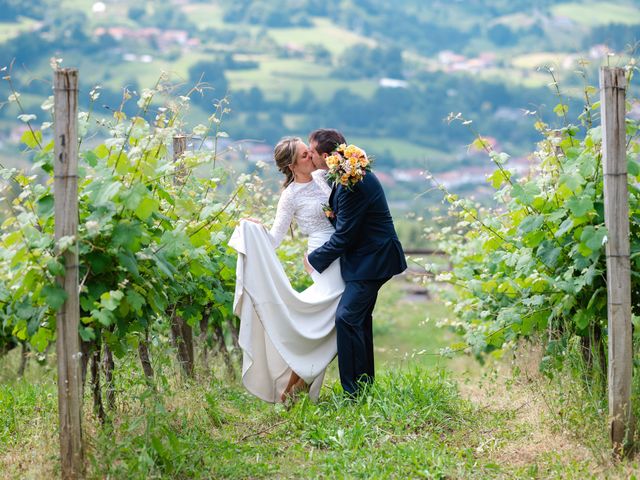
[281,371,308,403]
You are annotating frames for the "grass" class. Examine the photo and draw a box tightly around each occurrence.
[510,52,576,70]
[0,18,40,43]
[2,279,640,478]
[267,17,376,56]
[181,3,226,30]
[348,136,452,164]
[225,57,378,101]
[551,1,640,27]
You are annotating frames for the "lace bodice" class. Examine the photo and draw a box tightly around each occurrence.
[269,170,335,247]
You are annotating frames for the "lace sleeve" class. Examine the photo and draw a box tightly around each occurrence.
[268,187,296,248]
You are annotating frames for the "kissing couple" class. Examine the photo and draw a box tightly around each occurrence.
[229,129,406,403]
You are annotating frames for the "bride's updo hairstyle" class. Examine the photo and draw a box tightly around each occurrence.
[274,136,302,189]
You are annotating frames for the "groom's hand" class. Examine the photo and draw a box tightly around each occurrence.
[303,254,314,274]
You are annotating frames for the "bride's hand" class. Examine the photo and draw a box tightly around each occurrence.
[242,217,262,225]
[303,254,314,274]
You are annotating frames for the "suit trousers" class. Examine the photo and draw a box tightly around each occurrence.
[335,278,389,396]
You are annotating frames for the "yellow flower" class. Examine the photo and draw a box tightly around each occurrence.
[340,173,350,184]
[345,144,364,159]
[326,155,341,169]
[359,156,370,167]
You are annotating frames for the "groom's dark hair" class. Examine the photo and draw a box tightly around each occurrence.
[309,129,346,155]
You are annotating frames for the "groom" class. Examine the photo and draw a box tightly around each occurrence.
[305,129,407,396]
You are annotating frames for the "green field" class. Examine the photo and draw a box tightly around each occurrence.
[551,1,640,26]
[182,3,227,30]
[349,136,452,163]
[511,51,575,69]
[0,18,39,43]
[226,57,378,100]
[267,17,376,56]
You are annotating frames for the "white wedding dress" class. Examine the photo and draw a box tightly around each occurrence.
[228,170,345,403]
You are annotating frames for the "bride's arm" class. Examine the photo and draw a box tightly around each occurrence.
[268,188,295,248]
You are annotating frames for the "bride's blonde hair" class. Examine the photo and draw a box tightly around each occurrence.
[274,137,302,189]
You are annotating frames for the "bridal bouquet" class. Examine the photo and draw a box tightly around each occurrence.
[325,144,371,189]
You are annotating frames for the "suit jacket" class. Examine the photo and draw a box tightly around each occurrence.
[308,171,407,282]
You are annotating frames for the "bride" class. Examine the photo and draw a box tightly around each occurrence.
[229,137,344,403]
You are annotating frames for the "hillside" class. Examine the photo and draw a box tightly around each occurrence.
[1,0,639,206]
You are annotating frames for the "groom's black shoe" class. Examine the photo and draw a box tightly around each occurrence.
[342,375,374,402]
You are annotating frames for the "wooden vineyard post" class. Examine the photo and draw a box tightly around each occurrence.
[170,134,195,377]
[53,68,84,478]
[600,66,634,456]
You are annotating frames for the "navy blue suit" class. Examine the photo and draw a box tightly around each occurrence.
[308,171,406,395]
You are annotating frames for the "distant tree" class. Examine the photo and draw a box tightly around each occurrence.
[487,24,516,46]
[291,86,319,113]
[232,87,265,110]
[307,44,332,65]
[0,0,46,21]
[335,44,404,79]
[40,10,89,44]
[128,6,146,23]
[133,4,196,30]
[584,23,640,52]
[220,52,259,70]
[223,0,311,27]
